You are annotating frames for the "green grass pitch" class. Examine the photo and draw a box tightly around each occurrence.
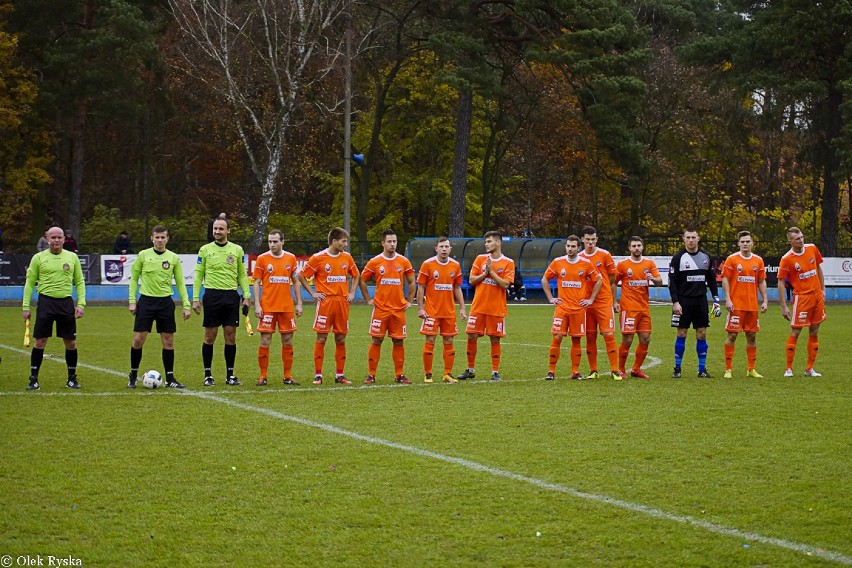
[0,303,849,567]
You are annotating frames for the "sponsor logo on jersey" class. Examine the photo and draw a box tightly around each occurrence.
[729,315,740,326]
[737,276,755,283]
[326,275,347,283]
[434,283,453,291]
[799,269,817,279]
[687,275,705,282]
[561,281,582,288]
[483,277,498,286]
[379,278,401,286]
[628,280,648,287]
[269,276,290,284]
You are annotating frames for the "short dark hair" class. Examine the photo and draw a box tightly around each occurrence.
[328,227,349,244]
[269,229,284,241]
[737,230,752,240]
[151,225,168,235]
[628,235,643,245]
[683,227,698,235]
[436,236,450,245]
[213,217,229,229]
[381,229,396,242]
[787,226,802,237]
[484,230,502,241]
[566,235,581,245]
[581,226,597,237]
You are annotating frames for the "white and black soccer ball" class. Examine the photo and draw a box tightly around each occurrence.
[142,370,163,389]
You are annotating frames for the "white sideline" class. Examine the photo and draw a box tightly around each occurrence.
[1,343,849,564]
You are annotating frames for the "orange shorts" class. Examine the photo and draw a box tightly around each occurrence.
[619,309,652,334]
[465,313,506,337]
[313,296,350,335]
[257,311,297,334]
[369,307,407,339]
[789,294,826,328]
[552,310,586,337]
[420,316,459,337]
[725,310,759,333]
[585,304,615,333]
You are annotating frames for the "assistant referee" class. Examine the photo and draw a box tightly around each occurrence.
[22,226,87,390]
[193,217,251,386]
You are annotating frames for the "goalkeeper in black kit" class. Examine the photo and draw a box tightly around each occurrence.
[669,228,719,378]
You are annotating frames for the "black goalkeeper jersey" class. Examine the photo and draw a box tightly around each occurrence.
[668,248,718,302]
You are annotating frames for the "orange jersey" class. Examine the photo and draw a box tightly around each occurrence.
[778,244,823,295]
[469,254,515,317]
[615,257,660,312]
[722,252,766,311]
[544,256,601,313]
[579,247,616,305]
[361,252,414,312]
[301,248,359,297]
[252,250,299,312]
[417,256,463,319]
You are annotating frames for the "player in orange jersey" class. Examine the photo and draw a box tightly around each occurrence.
[777,227,826,377]
[720,231,768,379]
[359,230,416,385]
[578,226,622,379]
[298,227,360,385]
[542,235,603,380]
[614,236,662,379]
[417,237,467,384]
[457,231,515,382]
[252,230,304,386]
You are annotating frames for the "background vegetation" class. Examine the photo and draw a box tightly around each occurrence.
[1,0,851,255]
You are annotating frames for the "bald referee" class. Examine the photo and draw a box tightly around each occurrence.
[22,226,87,390]
[193,217,251,386]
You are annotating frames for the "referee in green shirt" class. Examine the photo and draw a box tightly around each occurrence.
[193,217,251,385]
[22,226,86,390]
[128,226,192,388]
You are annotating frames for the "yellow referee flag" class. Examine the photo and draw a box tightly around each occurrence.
[245,317,254,336]
[24,319,31,348]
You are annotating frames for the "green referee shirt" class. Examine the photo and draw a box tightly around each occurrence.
[22,249,86,310]
[129,248,191,310]
[193,241,251,301]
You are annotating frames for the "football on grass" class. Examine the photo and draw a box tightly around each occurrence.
[142,370,163,389]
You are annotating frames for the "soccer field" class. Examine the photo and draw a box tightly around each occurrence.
[0,304,850,567]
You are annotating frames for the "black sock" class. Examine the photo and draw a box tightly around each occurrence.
[162,349,175,378]
[202,343,213,377]
[30,348,44,378]
[66,349,78,377]
[224,344,236,377]
[130,347,143,378]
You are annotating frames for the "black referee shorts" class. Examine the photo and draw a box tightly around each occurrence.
[202,289,240,328]
[33,296,76,340]
[676,296,710,329]
[134,295,177,334]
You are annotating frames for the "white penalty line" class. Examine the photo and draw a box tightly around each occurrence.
[186,389,851,565]
[3,345,850,564]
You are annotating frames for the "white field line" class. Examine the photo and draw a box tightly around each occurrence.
[1,343,849,564]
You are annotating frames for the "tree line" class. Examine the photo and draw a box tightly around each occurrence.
[1,0,850,256]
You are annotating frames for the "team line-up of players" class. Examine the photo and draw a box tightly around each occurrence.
[20,222,827,390]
